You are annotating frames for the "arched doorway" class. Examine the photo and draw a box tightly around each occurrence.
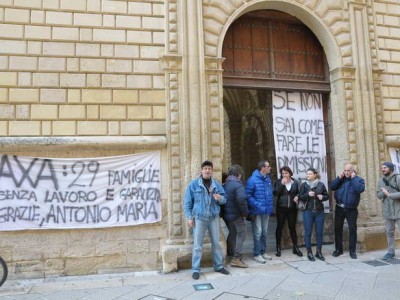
[222,10,334,251]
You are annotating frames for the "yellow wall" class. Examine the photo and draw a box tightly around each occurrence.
[0,0,166,137]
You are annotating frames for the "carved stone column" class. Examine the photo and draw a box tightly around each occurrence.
[161,54,191,273]
[348,3,386,247]
[160,0,192,273]
[204,57,226,175]
[161,0,223,273]
[329,2,386,251]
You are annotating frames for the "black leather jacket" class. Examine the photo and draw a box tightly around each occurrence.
[274,178,299,209]
[299,181,329,212]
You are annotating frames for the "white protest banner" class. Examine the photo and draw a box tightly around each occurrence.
[272,91,328,194]
[389,147,400,173]
[0,151,161,231]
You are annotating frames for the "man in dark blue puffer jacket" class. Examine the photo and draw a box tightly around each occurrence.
[330,163,365,259]
[223,164,249,268]
[246,160,274,264]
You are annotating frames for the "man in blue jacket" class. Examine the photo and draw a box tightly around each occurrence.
[246,160,274,264]
[184,160,230,280]
[330,163,365,259]
[223,164,249,268]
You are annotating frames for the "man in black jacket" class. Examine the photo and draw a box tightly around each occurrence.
[330,163,365,259]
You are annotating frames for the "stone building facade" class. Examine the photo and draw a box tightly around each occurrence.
[0,0,399,278]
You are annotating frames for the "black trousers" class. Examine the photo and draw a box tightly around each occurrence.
[334,206,358,252]
[224,217,246,257]
[275,207,298,247]
[222,218,234,256]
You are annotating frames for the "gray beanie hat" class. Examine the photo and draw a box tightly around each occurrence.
[382,162,395,171]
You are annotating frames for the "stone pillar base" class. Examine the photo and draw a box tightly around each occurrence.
[358,225,387,252]
[161,244,192,273]
[161,238,227,273]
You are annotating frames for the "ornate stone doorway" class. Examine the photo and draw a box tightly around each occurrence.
[222,10,334,250]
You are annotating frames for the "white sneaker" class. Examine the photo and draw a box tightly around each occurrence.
[262,253,272,261]
[253,254,266,264]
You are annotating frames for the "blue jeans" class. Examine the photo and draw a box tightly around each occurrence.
[192,217,224,273]
[251,214,269,256]
[303,210,325,249]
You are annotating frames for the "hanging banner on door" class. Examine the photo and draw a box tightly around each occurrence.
[272,91,328,188]
[389,147,400,173]
[0,151,161,231]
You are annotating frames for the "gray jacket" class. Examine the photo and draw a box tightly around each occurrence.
[377,172,400,219]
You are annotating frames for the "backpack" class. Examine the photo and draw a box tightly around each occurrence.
[383,174,400,192]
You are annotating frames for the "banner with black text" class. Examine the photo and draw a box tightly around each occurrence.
[0,151,161,231]
[272,91,328,188]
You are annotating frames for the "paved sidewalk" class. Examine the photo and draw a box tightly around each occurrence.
[1,245,400,300]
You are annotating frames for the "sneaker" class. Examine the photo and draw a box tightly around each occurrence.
[231,257,249,268]
[253,254,266,264]
[262,253,272,261]
[216,268,230,275]
[382,253,395,260]
[192,272,200,280]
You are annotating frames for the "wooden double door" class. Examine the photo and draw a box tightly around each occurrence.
[223,10,329,92]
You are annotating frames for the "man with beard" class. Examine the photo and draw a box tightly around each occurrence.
[377,161,400,260]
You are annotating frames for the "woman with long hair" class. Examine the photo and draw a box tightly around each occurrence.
[298,168,329,261]
[274,166,303,257]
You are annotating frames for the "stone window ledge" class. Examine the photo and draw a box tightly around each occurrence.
[386,136,400,147]
[0,136,167,152]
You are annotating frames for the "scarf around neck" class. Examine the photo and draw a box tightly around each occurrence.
[306,179,319,190]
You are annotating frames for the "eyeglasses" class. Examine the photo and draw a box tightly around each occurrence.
[264,165,271,168]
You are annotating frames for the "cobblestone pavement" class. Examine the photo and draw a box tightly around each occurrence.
[1,245,400,300]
